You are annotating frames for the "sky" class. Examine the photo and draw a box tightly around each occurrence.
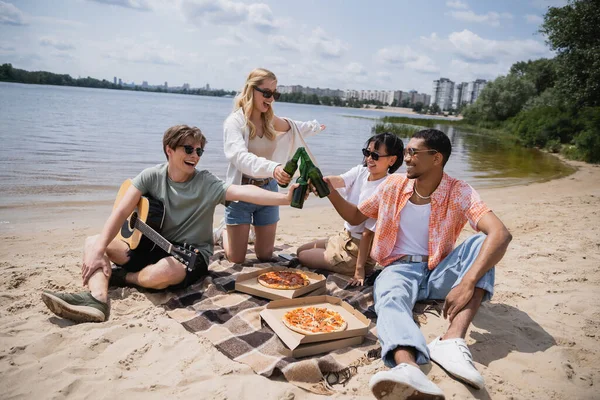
[0,0,568,94]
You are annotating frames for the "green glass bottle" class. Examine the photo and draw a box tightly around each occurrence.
[301,153,330,198]
[290,176,308,209]
[279,147,304,188]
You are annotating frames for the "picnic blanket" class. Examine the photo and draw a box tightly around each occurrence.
[159,245,441,395]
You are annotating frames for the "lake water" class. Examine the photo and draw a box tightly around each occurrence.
[0,82,573,211]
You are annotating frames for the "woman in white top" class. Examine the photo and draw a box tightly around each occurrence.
[296,132,404,285]
[222,68,325,263]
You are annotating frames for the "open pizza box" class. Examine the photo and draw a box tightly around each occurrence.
[235,266,326,300]
[260,295,370,357]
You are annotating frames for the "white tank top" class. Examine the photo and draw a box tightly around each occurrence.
[391,199,431,257]
[248,134,277,160]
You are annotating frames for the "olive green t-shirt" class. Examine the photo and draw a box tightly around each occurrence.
[131,163,230,264]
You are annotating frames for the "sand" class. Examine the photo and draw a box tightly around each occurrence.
[0,158,599,399]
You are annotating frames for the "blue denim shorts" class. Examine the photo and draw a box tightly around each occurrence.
[224,179,280,226]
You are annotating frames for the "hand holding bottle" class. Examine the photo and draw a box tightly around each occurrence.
[274,165,292,186]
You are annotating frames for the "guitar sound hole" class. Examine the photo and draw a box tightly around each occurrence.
[129,212,139,231]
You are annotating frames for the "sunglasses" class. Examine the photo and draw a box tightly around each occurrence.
[362,148,393,161]
[181,145,204,157]
[404,148,438,157]
[254,87,281,100]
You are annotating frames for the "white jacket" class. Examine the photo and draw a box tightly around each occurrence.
[223,108,322,185]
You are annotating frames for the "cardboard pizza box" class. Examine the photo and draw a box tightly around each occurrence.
[260,295,370,353]
[235,266,326,300]
[280,335,365,358]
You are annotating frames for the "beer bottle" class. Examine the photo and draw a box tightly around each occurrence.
[279,147,304,188]
[290,176,308,209]
[301,152,330,198]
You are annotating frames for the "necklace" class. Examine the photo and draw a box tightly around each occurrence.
[414,182,431,200]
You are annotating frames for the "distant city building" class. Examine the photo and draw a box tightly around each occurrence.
[432,78,455,111]
[182,83,190,90]
[452,79,488,109]
[142,81,148,88]
[205,83,210,91]
[471,79,487,103]
[113,76,117,85]
[278,85,344,98]
[277,85,428,107]
[118,78,122,86]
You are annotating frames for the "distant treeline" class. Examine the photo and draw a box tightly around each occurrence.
[0,63,236,97]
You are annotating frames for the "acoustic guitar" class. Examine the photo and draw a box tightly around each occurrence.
[114,179,200,271]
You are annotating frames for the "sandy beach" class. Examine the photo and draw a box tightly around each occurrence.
[1,158,599,400]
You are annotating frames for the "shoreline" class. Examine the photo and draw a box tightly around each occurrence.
[1,158,599,399]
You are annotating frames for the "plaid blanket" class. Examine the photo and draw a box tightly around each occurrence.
[158,245,441,395]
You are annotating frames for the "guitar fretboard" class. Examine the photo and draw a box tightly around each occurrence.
[133,220,173,254]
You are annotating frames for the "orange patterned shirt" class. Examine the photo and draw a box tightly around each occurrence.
[358,173,491,270]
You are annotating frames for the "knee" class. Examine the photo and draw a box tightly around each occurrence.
[225,250,246,264]
[375,290,413,313]
[256,253,273,262]
[84,235,99,250]
[256,247,274,262]
[145,267,184,289]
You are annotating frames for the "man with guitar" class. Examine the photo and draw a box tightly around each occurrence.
[42,125,300,323]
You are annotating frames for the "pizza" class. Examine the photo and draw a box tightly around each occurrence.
[282,306,347,335]
[257,271,310,290]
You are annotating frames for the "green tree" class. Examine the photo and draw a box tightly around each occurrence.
[463,74,536,122]
[540,0,600,107]
[509,58,557,96]
[412,102,424,113]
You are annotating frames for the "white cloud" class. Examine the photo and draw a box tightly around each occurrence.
[263,55,287,67]
[0,1,27,25]
[376,46,439,73]
[308,28,348,59]
[226,55,251,70]
[525,14,543,24]
[346,62,367,76]
[531,0,568,9]
[40,36,75,51]
[419,32,444,51]
[104,39,188,66]
[269,35,301,52]
[181,0,278,33]
[87,0,153,11]
[30,16,86,27]
[215,32,246,47]
[448,29,549,64]
[448,10,513,27]
[446,0,469,9]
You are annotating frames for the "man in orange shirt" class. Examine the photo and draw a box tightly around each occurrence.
[325,129,512,399]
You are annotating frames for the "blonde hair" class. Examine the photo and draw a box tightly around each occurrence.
[234,68,278,140]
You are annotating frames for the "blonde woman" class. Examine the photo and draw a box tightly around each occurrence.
[222,68,325,263]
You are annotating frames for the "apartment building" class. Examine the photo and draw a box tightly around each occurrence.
[432,78,455,111]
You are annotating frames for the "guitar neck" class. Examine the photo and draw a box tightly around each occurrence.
[133,220,173,254]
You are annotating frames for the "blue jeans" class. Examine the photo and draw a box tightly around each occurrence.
[374,233,494,367]
[224,179,280,226]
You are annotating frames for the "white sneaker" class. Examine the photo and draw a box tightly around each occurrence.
[369,363,445,400]
[213,218,225,246]
[428,336,484,390]
[248,225,256,244]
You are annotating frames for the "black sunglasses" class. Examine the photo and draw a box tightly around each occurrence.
[362,148,393,161]
[181,145,204,157]
[404,148,438,157]
[254,87,281,100]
